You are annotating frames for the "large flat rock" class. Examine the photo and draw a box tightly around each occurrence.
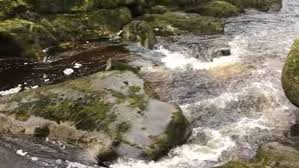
[0,70,191,164]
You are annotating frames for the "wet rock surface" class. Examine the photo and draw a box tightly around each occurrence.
[219,142,299,168]
[282,40,299,107]
[0,70,191,164]
[0,42,132,92]
[0,135,101,168]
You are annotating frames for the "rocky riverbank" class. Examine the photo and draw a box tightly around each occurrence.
[0,0,282,60]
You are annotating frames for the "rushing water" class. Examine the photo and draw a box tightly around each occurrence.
[1,0,299,167]
[111,0,299,168]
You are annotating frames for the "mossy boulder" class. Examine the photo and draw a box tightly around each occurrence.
[0,70,191,161]
[0,19,57,60]
[0,8,132,60]
[282,40,299,107]
[174,0,282,12]
[149,5,169,14]
[33,0,96,13]
[0,0,32,19]
[32,0,147,13]
[223,0,282,12]
[219,142,299,168]
[150,0,173,6]
[42,7,132,41]
[122,20,157,49]
[141,12,224,36]
[187,1,241,18]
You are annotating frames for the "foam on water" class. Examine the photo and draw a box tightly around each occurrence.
[66,161,95,168]
[111,114,274,168]
[111,3,299,166]
[111,128,235,168]
[156,46,240,70]
[0,84,22,96]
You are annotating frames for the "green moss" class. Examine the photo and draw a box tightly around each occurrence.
[144,134,169,160]
[65,0,95,12]
[72,100,115,131]
[144,110,190,160]
[0,19,57,60]
[193,1,240,18]
[142,12,224,35]
[122,20,157,49]
[129,86,142,93]
[282,40,299,107]
[223,0,282,12]
[109,85,147,110]
[87,7,132,32]
[149,5,169,14]
[219,143,299,168]
[39,7,132,44]
[14,92,116,132]
[110,90,127,103]
[110,62,140,74]
[15,111,30,121]
[0,0,31,19]
[128,86,147,110]
[110,121,131,141]
[33,0,97,13]
[166,111,190,144]
[152,0,174,6]
[219,161,254,168]
[67,77,92,91]
[95,0,121,9]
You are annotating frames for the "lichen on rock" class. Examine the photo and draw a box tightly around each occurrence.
[0,70,191,162]
[186,0,241,18]
[223,0,282,12]
[141,12,224,36]
[282,40,299,107]
[219,142,299,168]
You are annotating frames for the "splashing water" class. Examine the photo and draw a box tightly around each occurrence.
[111,0,299,167]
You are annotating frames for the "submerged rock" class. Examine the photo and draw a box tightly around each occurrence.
[0,70,191,163]
[219,142,299,168]
[282,40,299,107]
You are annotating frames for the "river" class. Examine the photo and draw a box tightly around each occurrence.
[111,0,299,167]
[1,0,299,167]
